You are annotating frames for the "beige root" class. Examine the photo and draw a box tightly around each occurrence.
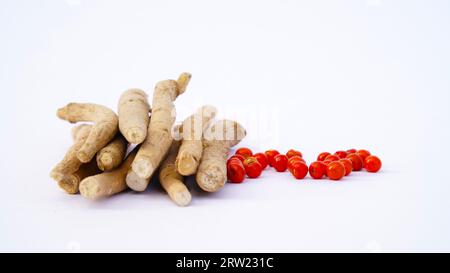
[79,150,137,199]
[118,89,150,144]
[125,169,148,192]
[50,124,92,181]
[96,133,127,171]
[196,119,246,192]
[57,103,118,163]
[71,124,91,140]
[175,105,217,176]
[159,141,191,207]
[127,73,191,191]
[57,159,101,194]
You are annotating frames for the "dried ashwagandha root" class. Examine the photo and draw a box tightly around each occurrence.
[118,89,150,144]
[127,73,191,191]
[71,124,91,141]
[196,119,246,192]
[50,124,92,182]
[96,133,127,171]
[175,105,217,176]
[79,149,138,199]
[58,159,101,194]
[159,141,191,207]
[125,169,148,192]
[57,103,118,163]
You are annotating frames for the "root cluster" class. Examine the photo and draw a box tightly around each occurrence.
[51,73,246,206]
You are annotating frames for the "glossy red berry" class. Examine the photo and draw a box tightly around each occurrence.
[334,150,348,159]
[339,158,353,176]
[290,161,308,179]
[317,152,331,161]
[265,150,280,167]
[286,149,303,159]
[326,161,345,181]
[309,161,326,179]
[253,153,268,169]
[235,147,253,158]
[272,154,288,172]
[243,157,263,178]
[364,155,382,173]
[356,149,371,161]
[325,154,340,162]
[228,154,245,163]
[346,153,363,171]
[288,156,305,172]
[227,160,245,183]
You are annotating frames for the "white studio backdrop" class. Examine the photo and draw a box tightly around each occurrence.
[0,0,449,251]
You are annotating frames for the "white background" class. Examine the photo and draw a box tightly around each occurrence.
[1,0,450,252]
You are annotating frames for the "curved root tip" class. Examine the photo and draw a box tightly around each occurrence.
[173,191,192,207]
[98,154,113,171]
[50,170,64,182]
[58,176,79,194]
[56,107,67,120]
[132,158,153,179]
[196,172,225,193]
[126,171,149,192]
[126,127,146,144]
[176,72,191,94]
[77,150,91,163]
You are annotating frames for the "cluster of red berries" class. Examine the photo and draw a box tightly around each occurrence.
[310,149,382,180]
[226,148,382,183]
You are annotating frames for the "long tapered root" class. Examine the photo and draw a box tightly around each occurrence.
[96,133,127,171]
[130,73,190,187]
[196,120,246,192]
[160,141,191,206]
[57,103,118,163]
[118,89,150,144]
[80,149,137,199]
[50,125,92,182]
[176,105,217,176]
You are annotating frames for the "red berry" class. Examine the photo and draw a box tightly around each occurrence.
[346,153,363,171]
[228,154,245,163]
[290,161,308,179]
[288,155,305,164]
[286,149,302,159]
[339,158,353,176]
[326,161,345,180]
[357,149,371,161]
[227,161,245,183]
[334,150,348,159]
[227,157,242,165]
[325,154,340,162]
[317,152,331,161]
[253,153,268,169]
[364,155,382,173]
[235,147,253,158]
[288,156,305,172]
[309,161,326,179]
[243,157,263,178]
[272,154,288,172]
[346,149,357,154]
[322,160,332,165]
[265,150,280,167]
